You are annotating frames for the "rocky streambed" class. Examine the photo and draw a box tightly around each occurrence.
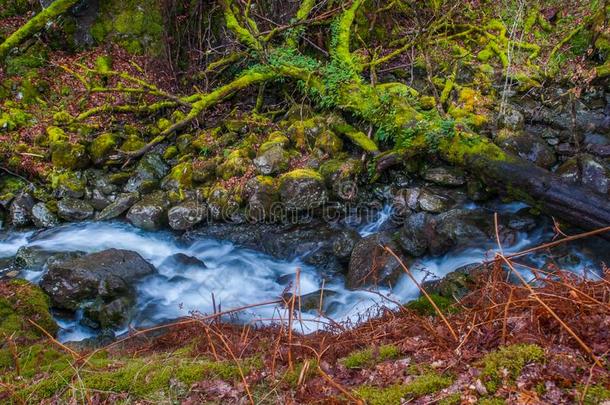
[1,190,608,344]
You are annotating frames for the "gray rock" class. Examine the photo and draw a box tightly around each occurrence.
[496,131,557,168]
[40,249,156,326]
[167,200,206,230]
[14,246,58,270]
[422,263,484,299]
[423,166,465,186]
[124,153,168,193]
[392,187,420,216]
[31,202,59,228]
[8,193,35,227]
[245,176,279,221]
[580,154,609,195]
[89,188,112,211]
[279,171,328,211]
[417,188,456,213]
[347,232,404,289]
[332,228,361,262]
[95,192,139,221]
[253,144,289,175]
[397,212,430,257]
[57,198,94,221]
[126,191,170,230]
[497,106,525,130]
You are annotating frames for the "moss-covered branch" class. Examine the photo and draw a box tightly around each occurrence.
[331,0,365,69]
[0,0,79,62]
[220,0,263,51]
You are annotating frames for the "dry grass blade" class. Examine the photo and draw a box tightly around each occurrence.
[28,319,81,361]
[497,254,603,368]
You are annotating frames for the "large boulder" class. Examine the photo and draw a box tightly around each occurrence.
[347,232,405,289]
[126,191,170,230]
[40,249,155,328]
[279,169,328,211]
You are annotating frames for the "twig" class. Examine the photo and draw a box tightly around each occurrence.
[383,246,459,341]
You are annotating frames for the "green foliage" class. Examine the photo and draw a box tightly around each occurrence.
[479,344,545,392]
[355,372,453,405]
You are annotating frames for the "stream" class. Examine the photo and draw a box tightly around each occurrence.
[0,200,607,343]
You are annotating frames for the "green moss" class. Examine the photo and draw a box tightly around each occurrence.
[89,133,119,164]
[479,344,545,393]
[284,359,318,387]
[439,393,462,405]
[48,169,86,196]
[406,294,457,316]
[163,145,179,160]
[280,169,323,183]
[341,344,401,369]
[0,174,26,202]
[0,279,58,340]
[0,107,33,131]
[355,372,453,405]
[120,134,146,152]
[167,162,193,188]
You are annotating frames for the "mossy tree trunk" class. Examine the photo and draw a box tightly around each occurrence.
[0,0,79,61]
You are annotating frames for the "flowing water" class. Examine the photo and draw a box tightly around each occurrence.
[0,201,606,342]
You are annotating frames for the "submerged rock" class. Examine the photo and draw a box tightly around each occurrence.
[161,253,207,270]
[127,191,170,230]
[40,249,156,328]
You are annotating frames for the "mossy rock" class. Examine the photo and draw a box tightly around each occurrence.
[279,169,327,211]
[314,129,344,154]
[216,151,251,180]
[207,184,241,220]
[90,0,164,56]
[120,134,147,152]
[48,170,87,199]
[0,174,27,205]
[89,133,119,165]
[0,106,33,131]
[0,279,58,340]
